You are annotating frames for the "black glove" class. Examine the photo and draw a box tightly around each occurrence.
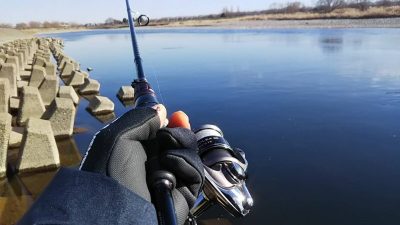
[80,107,204,225]
[150,127,205,225]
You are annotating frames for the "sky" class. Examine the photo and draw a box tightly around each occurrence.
[0,0,314,25]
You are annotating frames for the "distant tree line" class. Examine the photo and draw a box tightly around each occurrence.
[8,21,82,29]
[153,0,400,23]
[4,0,400,30]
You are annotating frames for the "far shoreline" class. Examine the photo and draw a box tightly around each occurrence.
[2,17,400,43]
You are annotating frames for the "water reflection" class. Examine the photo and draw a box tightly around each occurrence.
[0,178,33,225]
[319,36,343,53]
[117,96,135,107]
[57,138,82,167]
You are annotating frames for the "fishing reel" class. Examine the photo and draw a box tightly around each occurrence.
[189,125,254,224]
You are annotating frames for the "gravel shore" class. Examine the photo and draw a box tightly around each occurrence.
[212,18,400,29]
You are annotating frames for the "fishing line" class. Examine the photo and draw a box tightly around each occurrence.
[147,63,166,106]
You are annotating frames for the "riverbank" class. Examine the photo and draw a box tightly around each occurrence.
[210,17,400,29]
[0,28,89,44]
[0,28,36,44]
[1,17,400,43]
[111,17,400,29]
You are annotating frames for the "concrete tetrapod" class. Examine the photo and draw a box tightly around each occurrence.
[58,86,79,105]
[16,118,60,173]
[0,113,11,178]
[45,63,56,77]
[9,96,20,114]
[60,61,75,78]
[66,71,85,87]
[79,78,100,95]
[5,56,21,81]
[0,78,10,113]
[9,130,23,148]
[29,65,46,88]
[58,56,70,70]
[39,76,59,106]
[33,56,47,67]
[42,98,76,137]
[117,86,135,100]
[0,62,18,97]
[35,57,56,77]
[18,86,46,126]
[87,96,115,115]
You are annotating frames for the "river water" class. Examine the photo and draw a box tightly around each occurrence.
[10,28,400,224]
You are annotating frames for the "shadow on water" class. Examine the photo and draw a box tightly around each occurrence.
[89,111,117,124]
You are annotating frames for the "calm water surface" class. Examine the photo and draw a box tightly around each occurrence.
[50,28,400,225]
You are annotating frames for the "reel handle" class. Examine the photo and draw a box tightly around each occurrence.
[150,171,179,225]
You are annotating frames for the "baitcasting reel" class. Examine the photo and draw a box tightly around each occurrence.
[189,125,253,224]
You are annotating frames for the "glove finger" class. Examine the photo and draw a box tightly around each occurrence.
[160,149,204,206]
[156,127,198,151]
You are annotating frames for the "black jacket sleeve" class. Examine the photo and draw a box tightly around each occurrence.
[18,168,158,225]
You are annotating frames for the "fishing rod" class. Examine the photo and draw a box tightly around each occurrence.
[125,1,178,225]
[124,1,253,224]
[125,0,158,108]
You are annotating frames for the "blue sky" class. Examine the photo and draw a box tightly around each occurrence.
[0,0,314,24]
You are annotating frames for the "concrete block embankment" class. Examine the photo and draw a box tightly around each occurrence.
[0,37,120,176]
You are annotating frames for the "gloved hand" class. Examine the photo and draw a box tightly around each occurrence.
[79,105,204,225]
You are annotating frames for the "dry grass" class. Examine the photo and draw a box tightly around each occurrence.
[260,6,400,20]
[153,6,400,27]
